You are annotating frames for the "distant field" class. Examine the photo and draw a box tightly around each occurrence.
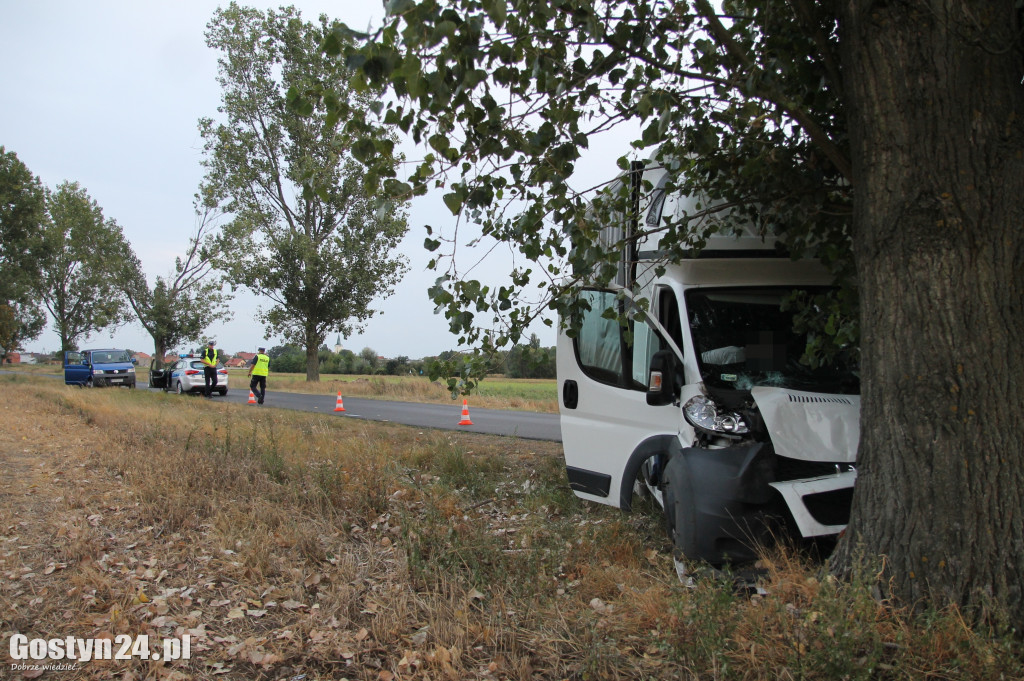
[225,370,559,413]
[0,364,559,413]
[0,363,57,373]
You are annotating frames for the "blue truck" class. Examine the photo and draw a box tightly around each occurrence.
[63,348,137,388]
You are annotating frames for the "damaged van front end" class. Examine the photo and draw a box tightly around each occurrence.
[653,380,859,565]
[557,161,860,568]
[559,270,861,569]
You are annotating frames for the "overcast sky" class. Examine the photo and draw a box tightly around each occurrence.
[0,1,592,358]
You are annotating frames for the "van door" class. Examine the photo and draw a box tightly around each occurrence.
[63,351,89,386]
[558,287,682,509]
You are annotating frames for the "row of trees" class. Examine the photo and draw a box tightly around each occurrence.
[0,150,238,367]
[1,4,411,377]
[0,163,136,364]
[269,345,415,375]
[265,334,556,379]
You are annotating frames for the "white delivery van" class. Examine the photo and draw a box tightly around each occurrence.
[558,162,860,566]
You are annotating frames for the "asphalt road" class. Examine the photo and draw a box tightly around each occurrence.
[200,388,563,441]
[2,370,562,442]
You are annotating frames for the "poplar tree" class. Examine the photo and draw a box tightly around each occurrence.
[201,2,409,382]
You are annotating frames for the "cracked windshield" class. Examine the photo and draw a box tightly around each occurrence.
[686,287,859,394]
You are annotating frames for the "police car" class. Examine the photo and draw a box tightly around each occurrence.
[149,354,229,395]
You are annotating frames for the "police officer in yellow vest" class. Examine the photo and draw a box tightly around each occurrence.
[201,340,219,398]
[247,347,270,405]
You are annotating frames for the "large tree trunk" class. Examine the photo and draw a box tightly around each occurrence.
[305,326,321,382]
[835,1,1024,624]
[153,338,167,370]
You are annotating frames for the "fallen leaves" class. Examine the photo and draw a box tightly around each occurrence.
[43,561,68,575]
[0,380,686,681]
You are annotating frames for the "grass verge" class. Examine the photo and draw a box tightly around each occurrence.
[0,375,1019,680]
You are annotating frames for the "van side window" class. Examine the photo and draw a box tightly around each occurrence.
[631,286,682,387]
[575,289,660,391]
[657,286,684,351]
[576,290,625,385]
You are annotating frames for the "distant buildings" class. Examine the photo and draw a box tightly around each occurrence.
[2,352,53,364]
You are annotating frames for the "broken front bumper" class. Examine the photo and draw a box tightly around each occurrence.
[770,470,856,537]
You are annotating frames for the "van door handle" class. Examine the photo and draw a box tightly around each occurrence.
[562,380,578,409]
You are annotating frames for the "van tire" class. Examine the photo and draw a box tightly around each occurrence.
[662,454,700,562]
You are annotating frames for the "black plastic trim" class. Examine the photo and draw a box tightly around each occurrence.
[562,379,579,409]
[566,466,611,497]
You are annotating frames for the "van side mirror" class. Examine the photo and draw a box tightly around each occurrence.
[647,349,681,406]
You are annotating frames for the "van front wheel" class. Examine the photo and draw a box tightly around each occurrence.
[662,455,700,563]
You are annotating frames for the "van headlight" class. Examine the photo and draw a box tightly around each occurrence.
[683,395,750,436]
[128,367,135,373]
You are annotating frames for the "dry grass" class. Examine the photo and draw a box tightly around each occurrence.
[1,374,1020,680]
[0,363,59,373]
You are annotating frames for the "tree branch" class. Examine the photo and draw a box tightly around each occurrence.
[693,0,852,181]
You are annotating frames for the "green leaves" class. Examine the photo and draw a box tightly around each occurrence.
[442,191,464,215]
[201,5,410,381]
[385,0,417,17]
[482,0,507,29]
[0,147,47,358]
[301,0,855,383]
[38,181,135,351]
[285,85,314,117]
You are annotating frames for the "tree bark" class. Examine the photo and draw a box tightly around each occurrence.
[835,1,1024,625]
[305,326,321,382]
[153,339,167,370]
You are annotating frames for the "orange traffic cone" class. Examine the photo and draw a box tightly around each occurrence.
[248,390,257,405]
[333,391,346,412]
[458,399,473,426]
